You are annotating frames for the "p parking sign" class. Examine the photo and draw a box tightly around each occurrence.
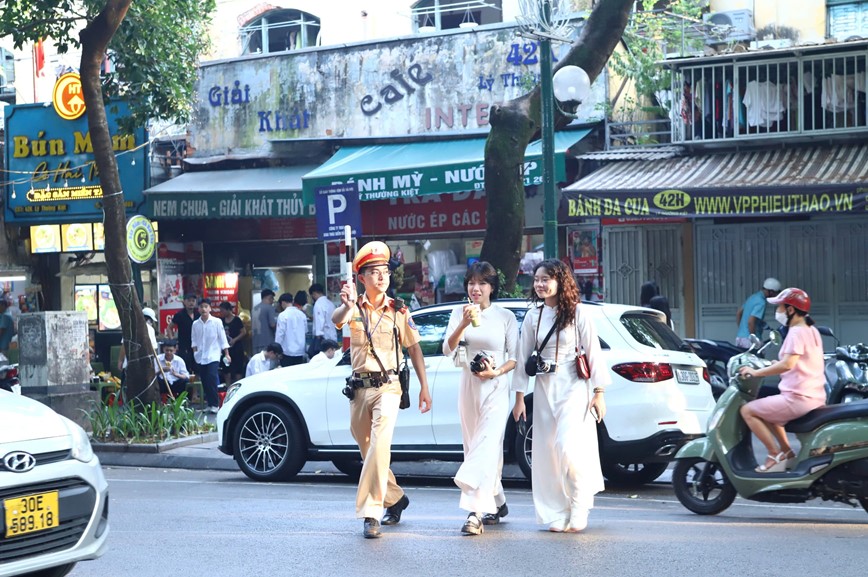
[315,182,361,241]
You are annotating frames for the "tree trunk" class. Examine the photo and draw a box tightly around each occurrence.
[79,0,157,405]
[480,0,634,291]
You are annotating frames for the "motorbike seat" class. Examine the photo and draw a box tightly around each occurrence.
[786,399,868,433]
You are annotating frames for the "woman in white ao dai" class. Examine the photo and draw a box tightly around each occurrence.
[443,262,518,536]
[511,259,610,533]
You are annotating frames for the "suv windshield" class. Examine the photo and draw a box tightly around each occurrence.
[620,313,683,351]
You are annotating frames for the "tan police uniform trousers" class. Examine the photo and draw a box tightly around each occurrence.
[350,376,405,519]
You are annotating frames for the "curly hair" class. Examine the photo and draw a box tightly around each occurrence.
[464,261,499,300]
[530,259,579,332]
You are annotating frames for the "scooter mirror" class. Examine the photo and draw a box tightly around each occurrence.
[749,334,762,349]
[769,330,781,346]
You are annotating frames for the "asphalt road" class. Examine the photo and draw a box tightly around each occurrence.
[68,467,868,577]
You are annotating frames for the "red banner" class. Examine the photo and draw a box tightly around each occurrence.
[362,191,487,236]
[156,242,204,333]
[203,273,239,311]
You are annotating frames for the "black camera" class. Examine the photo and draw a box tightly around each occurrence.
[524,353,556,377]
[469,351,495,374]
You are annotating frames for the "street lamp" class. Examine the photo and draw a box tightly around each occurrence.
[539,57,591,259]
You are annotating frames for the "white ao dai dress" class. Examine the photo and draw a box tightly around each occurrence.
[510,304,611,526]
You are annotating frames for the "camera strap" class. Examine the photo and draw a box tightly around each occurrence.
[533,308,558,358]
[357,302,393,381]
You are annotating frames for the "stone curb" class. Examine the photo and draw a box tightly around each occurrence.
[92,432,219,454]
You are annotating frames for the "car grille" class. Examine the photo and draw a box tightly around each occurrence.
[35,450,71,466]
[0,478,95,564]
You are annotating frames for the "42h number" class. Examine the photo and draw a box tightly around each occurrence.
[506,42,558,66]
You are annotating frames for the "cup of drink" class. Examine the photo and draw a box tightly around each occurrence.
[469,303,481,327]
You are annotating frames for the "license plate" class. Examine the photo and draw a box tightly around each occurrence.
[4,491,59,538]
[676,369,700,384]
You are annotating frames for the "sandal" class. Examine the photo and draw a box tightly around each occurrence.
[461,513,484,536]
[783,449,797,469]
[481,503,509,526]
[755,452,787,473]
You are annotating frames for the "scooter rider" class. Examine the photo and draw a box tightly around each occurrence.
[735,277,781,349]
[737,288,826,473]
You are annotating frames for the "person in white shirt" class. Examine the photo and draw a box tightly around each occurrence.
[156,341,190,398]
[309,339,339,366]
[191,299,230,413]
[308,283,337,357]
[117,307,160,376]
[246,342,284,377]
[275,294,307,366]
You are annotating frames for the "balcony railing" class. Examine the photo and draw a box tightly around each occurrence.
[669,48,868,144]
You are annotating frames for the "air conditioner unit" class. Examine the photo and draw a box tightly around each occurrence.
[703,9,755,44]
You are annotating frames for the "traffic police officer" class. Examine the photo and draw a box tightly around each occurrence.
[332,241,432,539]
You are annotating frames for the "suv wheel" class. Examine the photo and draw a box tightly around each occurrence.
[234,402,306,481]
[21,564,76,577]
[601,460,669,487]
[513,408,533,481]
[332,457,363,480]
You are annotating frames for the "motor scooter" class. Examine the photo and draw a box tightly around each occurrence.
[672,333,868,516]
[0,352,20,394]
[826,343,868,405]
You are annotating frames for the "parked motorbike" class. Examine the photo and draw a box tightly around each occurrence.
[683,338,745,399]
[827,343,868,404]
[0,353,20,394]
[687,326,837,401]
[672,333,868,516]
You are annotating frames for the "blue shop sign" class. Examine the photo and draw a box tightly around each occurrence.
[3,101,148,223]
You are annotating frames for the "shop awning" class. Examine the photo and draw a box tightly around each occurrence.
[144,166,316,219]
[562,144,868,219]
[302,129,591,202]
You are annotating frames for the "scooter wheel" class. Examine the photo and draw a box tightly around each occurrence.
[672,458,736,515]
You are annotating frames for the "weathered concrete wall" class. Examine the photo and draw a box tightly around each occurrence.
[192,25,608,157]
[18,311,90,388]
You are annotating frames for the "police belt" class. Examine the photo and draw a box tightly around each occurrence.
[351,370,397,388]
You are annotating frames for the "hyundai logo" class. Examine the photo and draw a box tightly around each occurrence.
[3,451,36,473]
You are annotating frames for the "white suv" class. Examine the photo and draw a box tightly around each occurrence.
[217,299,714,486]
[0,390,109,577]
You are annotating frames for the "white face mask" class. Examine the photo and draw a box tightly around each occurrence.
[775,311,789,326]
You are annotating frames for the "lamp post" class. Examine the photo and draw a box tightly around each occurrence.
[517,0,590,259]
[540,59,590,259]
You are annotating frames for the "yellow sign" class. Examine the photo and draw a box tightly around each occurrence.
[126,215,156,263]
[52,72,86,120]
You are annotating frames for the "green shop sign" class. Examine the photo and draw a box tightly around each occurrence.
[147,191,308,219]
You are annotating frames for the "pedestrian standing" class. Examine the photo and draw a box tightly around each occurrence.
[442,261,518,535]
[736,277,782,348]
[219,301,247,384]
[252,289,277,354]
[0,296,15,354]
[309,283,337,358]
[511,259,610,533]
[170,293,200,374]
[191,298,230,413]
[332,241,432,539]
[275,294,306,366]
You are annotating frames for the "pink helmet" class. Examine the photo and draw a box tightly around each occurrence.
[767,287,810,313]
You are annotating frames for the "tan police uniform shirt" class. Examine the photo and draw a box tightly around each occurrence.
[337,294,420,374]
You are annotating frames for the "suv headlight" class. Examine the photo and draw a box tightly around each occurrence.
[64,417,95,463]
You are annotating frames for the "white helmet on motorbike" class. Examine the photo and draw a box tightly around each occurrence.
[762,277,782,292]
